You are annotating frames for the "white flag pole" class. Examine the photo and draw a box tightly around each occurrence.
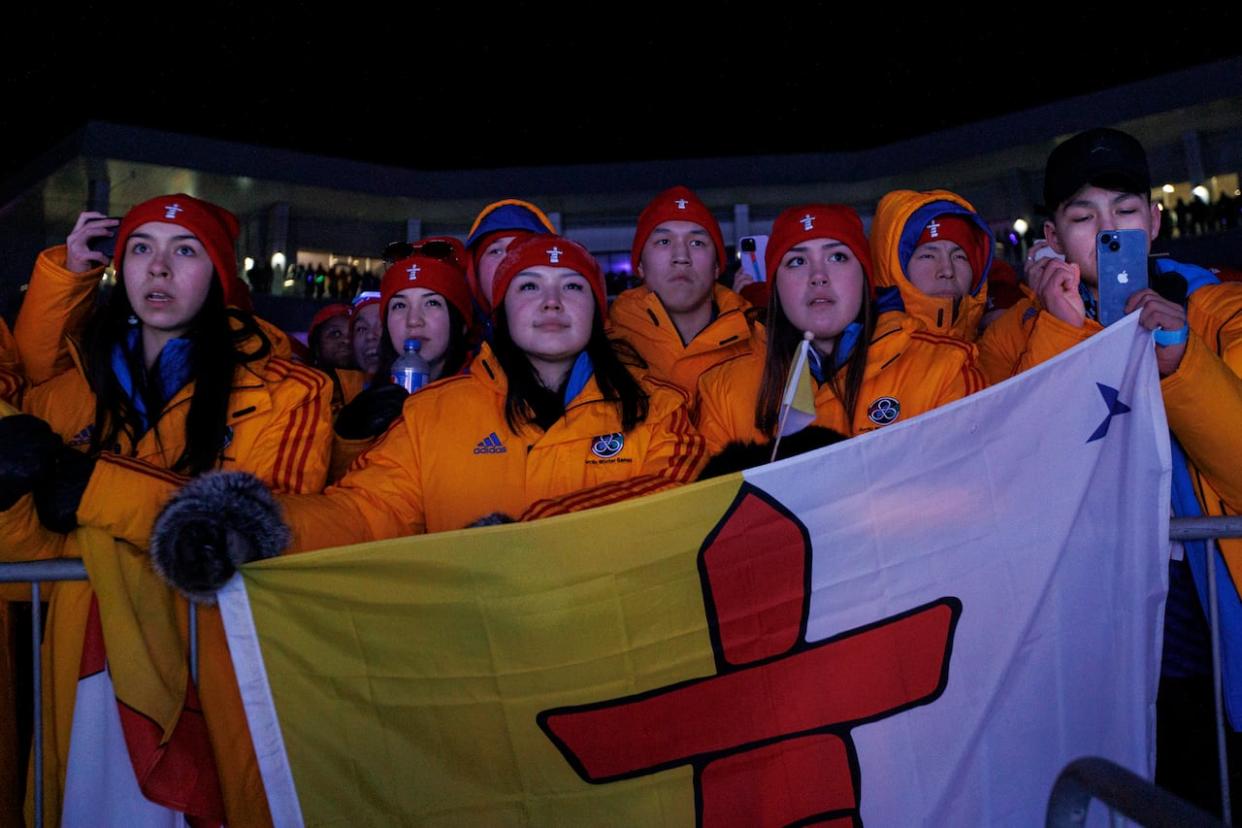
[770,332,814,464]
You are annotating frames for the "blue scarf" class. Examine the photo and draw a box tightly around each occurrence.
[110,328,195,433]
[562,351,594,406]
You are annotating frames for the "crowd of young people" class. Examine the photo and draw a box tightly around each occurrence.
[0,126,1239,822]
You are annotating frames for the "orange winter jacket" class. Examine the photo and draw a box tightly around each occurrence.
[0,318,22,405]
[870,189,992,342]
[14,246,295,388]
[696,313,986,455]
[607,283,763,404]
[977,274,1242,594]
[0,334,332,827]
[280,341,707,550]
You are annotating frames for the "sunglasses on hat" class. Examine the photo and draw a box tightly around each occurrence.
[381,239,463,268]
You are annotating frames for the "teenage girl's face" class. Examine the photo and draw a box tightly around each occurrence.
[352,304,382,375]
[386,287,456,380]
[503,265,595,371]
[775,237,865,355]
[477,235,517,311]
[122,221,215,339]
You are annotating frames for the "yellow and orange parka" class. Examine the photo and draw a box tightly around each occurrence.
[695,312,987,456]
[0,318,22,406]
[870,189,993,342]
[977,270,1242,594]
[607,283,763,405]
[0,325,332,826]
[279,341,708,549]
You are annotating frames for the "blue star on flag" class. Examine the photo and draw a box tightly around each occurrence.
[1087,383,1132,443]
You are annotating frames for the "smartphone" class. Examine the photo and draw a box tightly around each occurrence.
[737,235,769,282]
[1096,229,1149,326]
[86,217,124,261]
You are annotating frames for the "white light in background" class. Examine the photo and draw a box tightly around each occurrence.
[1012,218,1029,236]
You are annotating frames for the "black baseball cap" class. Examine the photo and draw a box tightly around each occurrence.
[1043,128,1151,213]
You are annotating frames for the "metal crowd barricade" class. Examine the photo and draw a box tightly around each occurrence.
[1,516,1240,827]
[0,559,198,828]
[1045,757,1220,827]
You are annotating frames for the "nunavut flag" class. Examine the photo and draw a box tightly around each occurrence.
[219,315,1170,826]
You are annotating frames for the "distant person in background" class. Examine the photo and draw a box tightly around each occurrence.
[463,198,558,344]
[979,259,1023,331]
[308,303,354,372]
[350,291,382,379]
[306,302,366,421]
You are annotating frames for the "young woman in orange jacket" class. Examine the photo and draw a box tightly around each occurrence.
[328,237,476,478]
[0,193,332,826]
[696,204,986,458]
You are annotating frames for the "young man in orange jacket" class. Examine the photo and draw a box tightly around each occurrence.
[980,127,1242,817]
[608,186,762,404]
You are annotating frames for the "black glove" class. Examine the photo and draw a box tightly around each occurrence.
[150,471,290,604]
[698,426,849,480]
[33,447,96,533]
[0,414,63,510]
[334,384,409,440]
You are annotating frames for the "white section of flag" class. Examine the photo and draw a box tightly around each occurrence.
[746,314,1170,825]
[218,575,305,828]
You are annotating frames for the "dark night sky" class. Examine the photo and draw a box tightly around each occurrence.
[4,4,1241,182]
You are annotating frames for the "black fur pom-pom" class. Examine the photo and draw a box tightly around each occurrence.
[150,471,289,604]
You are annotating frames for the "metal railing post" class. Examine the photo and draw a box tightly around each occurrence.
[189,602,198,686]
[1207,538,1234,824]
[31,581,42,828]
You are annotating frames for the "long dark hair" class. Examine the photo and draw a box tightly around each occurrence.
[491,307,649,434]
[755,282,874,436]
[82,274,270,476]
[374,303,470,385]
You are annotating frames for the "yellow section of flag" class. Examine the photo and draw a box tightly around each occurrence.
[239,474,744,826]
[778,337,817,437]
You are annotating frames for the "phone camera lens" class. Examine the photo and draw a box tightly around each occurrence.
[1109,242,1120,252]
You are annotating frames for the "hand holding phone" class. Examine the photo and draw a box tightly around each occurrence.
[737,235,768,284]
[66,212,121,273]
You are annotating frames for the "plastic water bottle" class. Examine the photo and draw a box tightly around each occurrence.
[391,338,430,393]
